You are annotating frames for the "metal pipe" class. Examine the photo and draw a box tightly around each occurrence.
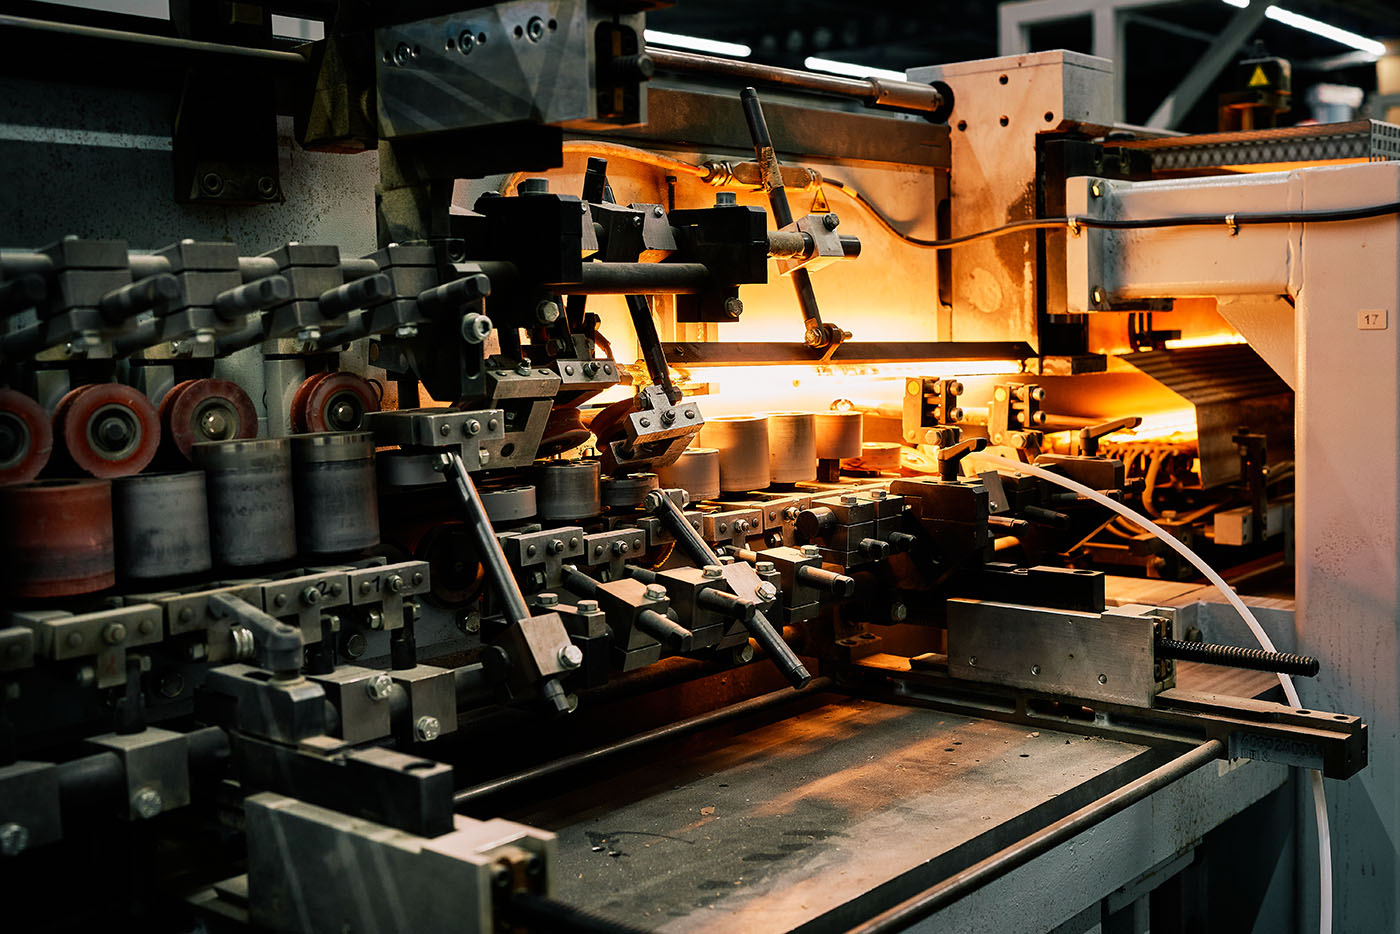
[647,47,947,116]
[439,452,532,624]
[453,677,834,807]
[0,14,309,66]
[843,740,1225,934]
[555,263,710,295]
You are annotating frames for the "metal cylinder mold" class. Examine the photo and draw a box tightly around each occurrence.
[602,472,659,509]
[480,484,538,523]
[537,459,602,520]
[657,446,721,503]
[194,438,297,567]
[0,478,115,597]
[815,410,863,460]
[290,432,380,555]
[699,415,770,492]
[112,471,212,580]
[764,412,817,483]
[848,441,901,471]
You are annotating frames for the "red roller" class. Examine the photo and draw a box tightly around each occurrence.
[53,384,160,478]
[162,378,258,459]
[291,372,379,433]
[0,478,115,597]
[0,388,53,485]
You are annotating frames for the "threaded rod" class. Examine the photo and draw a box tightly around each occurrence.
[1157,639,1319,677]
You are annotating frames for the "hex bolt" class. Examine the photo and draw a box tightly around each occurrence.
[644,584,666,601]
[558,644,584,669]
[755,582,778,602]
[365,673,394,701]
[783,506,800,520]
[102,623,127,645]
[724,297,744,318]
[702,565,723,579]
[0,823,29,856]
[639,417,651,428]
[578,600,600,614]
[515,362,532,376]
[132,787,163,819]
[822,213,840,230]
[715,191,738,206]
[611,540,630,556]
[801,545,821,558]
[756,561,776,574]
[301,586,321,606]
[547,539,565,556]
[840,494,858,505]
[732,643,755,664]
[414,716,442,742]
[464,419,481,436]
[537,592,560,607]
[535,300,561,323]
[387,575,405,594]
[890,603,908,622]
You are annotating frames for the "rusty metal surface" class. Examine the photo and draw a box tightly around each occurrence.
[518,697,1153,931]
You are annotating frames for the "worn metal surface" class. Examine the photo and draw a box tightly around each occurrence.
[521,696,1283,932]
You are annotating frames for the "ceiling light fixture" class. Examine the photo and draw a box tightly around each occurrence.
[1220,1,1385,57]
[803,57,906,81]
[644,29,751,58]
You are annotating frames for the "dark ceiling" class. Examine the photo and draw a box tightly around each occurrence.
[648,0,1400,132]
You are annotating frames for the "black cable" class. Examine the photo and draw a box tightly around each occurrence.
[823,176,1400,250]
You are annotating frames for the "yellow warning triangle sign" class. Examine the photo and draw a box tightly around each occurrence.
[810,187,831,213]
[1248,65,1270,88]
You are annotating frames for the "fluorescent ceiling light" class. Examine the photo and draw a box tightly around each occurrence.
[804,56,906,81]
[1220,2,1385,56]
[644,29,751,58]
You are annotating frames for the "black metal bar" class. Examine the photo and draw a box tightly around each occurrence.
[663,341,1035,366]
[648,47,946,117]
[1157,639,1320,677]
[0,13,308,66]
[439,451,532,624]
[453,677,834,807]
[843,740,1225,934]
[557,263,710,295]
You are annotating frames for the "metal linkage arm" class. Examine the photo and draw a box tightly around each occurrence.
[437,451,531,624]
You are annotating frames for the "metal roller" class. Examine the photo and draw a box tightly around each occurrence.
[290,371,381,433]
[0,388,52,485]
[845,441,901,471]
[160,378,258,460]
[290,431,380,556]
[53,383,160,478]
[479,484,538,523]
[657,446,720,503]
[699,415,770,492]
[112,471,212,580]
[764,412,817,483]
[193,438,297,567]
[602,472,659,509]
[815,410,863,460]
[537,459,601,520]
[0,478,115,597]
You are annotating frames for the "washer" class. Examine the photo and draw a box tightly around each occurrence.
[53,383,160,478]
[290,431,380,555]
[194,438,297,567]
[0,478,114,597]
[112,471,212,580]
[0,388,52,485]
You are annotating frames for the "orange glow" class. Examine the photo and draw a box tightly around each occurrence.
[1104,408,1198,443]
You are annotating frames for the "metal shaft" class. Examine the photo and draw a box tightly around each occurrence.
[439,451,531,624]
[644,491,811,688]
[1157,639,1320,677]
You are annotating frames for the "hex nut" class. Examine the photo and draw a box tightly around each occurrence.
[558,644,584,669]
[364,673,394,701]
[132,787,164,819]
[414,716,442,742]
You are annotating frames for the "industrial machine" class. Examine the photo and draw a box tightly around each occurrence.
[0,2,1389,931]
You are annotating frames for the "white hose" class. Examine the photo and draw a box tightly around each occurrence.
[968,451,1333,934]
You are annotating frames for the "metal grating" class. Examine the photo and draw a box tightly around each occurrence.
[1111,120,1400,171]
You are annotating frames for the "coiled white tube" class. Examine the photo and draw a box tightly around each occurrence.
[968,451,1333,934]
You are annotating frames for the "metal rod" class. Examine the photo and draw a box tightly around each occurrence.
[647,47,946,116]
[555,263,710,295]
[453,677,834,807]
[0,14,309,66]
[1157,639,1320,676]
[843,740,1225,934]
[439,451,532,624]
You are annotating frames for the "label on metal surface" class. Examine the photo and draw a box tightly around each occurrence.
[1358,309,1388,330]
[1228,732,1323,770]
